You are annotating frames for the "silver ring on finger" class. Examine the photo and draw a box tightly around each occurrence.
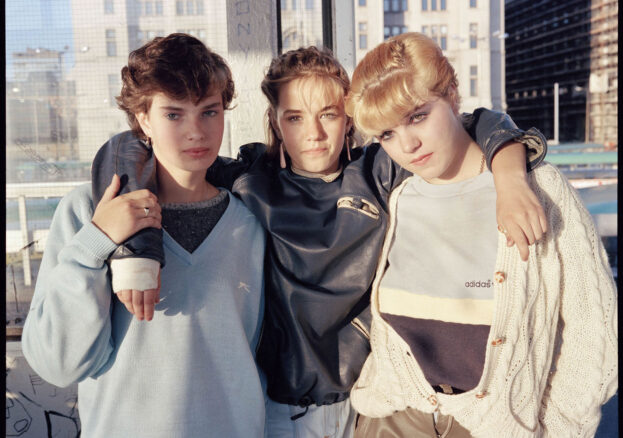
[143,207,150,217]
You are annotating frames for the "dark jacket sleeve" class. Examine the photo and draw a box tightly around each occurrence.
[462,108,548,172]
[205,143,267,190]
[91,131,165,266]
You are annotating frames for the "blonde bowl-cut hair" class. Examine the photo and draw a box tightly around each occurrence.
[261,46,356,160]
[345,32,459,141]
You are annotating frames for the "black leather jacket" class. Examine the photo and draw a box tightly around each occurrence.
[91,109,547,407]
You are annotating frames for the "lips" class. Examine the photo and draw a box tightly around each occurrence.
[410,152,432,166]
[183,147,210,157]
[302,148,328,155]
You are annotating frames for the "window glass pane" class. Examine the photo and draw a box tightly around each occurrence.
[440,36,447,50]
[359,22,367,32]
[470,65,478,75]
[470,0,477,7]
[359,0,367,6]
[359,34,367,49]
[470,22,478,48]
[402,0,407,11]
[6,0,307,352]
[384,25,390,38]
[421,25,428,34]
[281,0,322,50]
[306,0,314,10]
[470,78,477,96]
[421,0,427,10]
[440,0,446,10]
[104,0,114,14]
[392,0,399,11]
[384,0,390,12]
[431,0,436,10]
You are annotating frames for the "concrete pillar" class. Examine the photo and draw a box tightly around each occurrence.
[225,0,279,157]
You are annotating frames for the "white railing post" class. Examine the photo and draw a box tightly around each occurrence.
[17,195,32,286]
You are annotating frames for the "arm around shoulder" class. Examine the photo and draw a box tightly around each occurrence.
[22,184,119,388]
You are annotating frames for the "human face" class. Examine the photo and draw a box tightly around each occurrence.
[273,77,350,175]
[136,92,224,180]
[377,97,480,184]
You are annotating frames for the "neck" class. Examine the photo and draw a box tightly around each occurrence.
[156,164,217,204]
[429,129,484,185]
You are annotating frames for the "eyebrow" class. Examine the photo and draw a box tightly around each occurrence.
[282,104,340,115]
[158,102,222,111]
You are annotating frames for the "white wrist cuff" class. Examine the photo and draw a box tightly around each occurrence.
[110,258,160,292]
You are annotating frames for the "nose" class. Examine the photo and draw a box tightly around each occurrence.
[398,130,420,154]
[186,116,206,141]
[306,118,326,141]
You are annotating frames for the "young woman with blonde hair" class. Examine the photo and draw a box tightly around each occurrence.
[346,32,617,438]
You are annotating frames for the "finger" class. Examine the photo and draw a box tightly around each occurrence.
[529,211,544,242]
[155,270,161,304]
[539,210,548,234]
[138,217,162,230]
[101,174,121,203]
[506,223,529,261]
[117,290,135,315]
[143,289,158,321]
[132,290,145,321]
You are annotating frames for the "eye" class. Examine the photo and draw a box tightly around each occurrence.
[379,130,393,142]
[203,110,218,117]
[287,115,302,122]
[165,113,180,121]
[320,112,337,120]
[408,112,427,124]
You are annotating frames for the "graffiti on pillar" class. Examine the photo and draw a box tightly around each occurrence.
[6,347,81,437]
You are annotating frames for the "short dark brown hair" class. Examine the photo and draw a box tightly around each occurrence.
[117,33,235,139]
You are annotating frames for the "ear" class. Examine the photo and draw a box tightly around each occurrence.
[447,86,460,114]
[136,112,153,139]
[346,116,354,132]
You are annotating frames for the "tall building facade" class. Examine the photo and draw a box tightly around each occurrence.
[354,0,384,64]
[505,0,592,142]
[587,0,617,145]
[69,0,227,161]
[380,0,506,113]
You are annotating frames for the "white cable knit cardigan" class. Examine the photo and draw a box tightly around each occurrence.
[350,164,617,437]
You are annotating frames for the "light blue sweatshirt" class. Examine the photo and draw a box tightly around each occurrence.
[22,184,267,438]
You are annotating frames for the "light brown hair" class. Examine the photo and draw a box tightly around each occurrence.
[260,46,355,159]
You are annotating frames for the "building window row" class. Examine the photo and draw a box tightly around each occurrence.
[138,29,165,45]
[421,24,447,50]
[281,0,315,10]
[176,0,204,15]
[138,1,164,16]
[384,0,408,12]
[422,0,447,11]
[384,25,408,39]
